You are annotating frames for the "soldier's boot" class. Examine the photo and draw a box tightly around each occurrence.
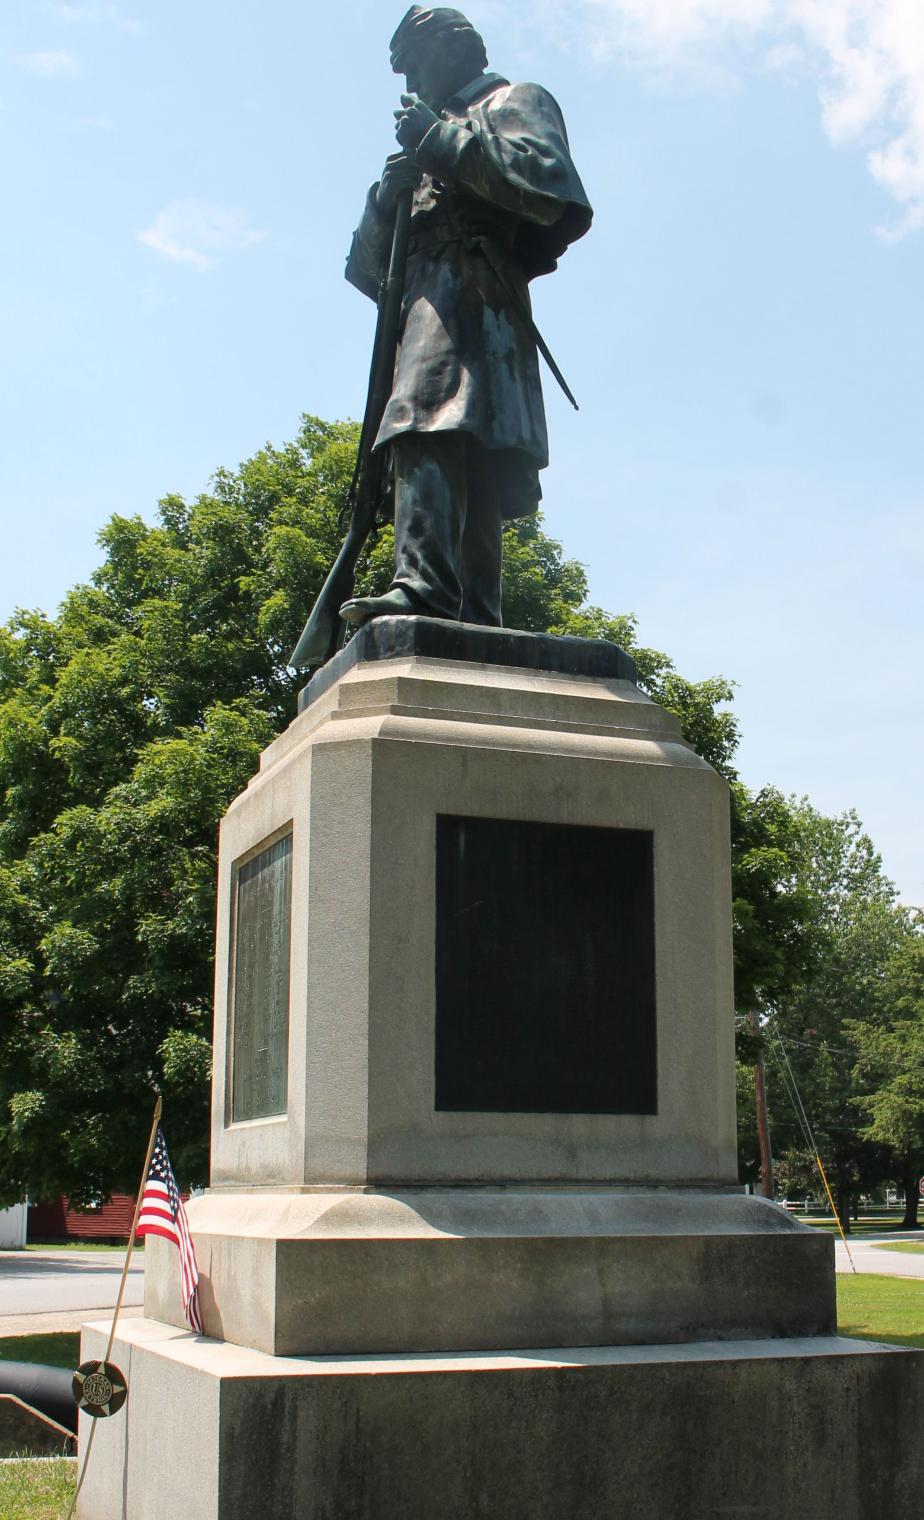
[339,584,432,626]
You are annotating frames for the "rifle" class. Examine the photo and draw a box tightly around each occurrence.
[289,185,414,672]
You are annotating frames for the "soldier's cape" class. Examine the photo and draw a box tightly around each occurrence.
[348,73,592,295]
[421,72,593,279]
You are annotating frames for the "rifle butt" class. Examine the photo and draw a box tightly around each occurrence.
[288,530,364,672]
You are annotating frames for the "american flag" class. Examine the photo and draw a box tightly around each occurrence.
[135,1127,203,1334]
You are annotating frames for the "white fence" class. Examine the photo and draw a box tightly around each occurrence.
[0,1202,28,1248]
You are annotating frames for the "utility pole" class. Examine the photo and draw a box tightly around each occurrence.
[748,1010,775,1199]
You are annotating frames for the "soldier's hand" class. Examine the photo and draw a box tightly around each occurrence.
[394,93,440,152]
[375,154,421,215]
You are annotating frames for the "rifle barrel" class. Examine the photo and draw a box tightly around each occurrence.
[288,188,414,673]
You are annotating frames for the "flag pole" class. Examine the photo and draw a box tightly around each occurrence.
[66,1093,162,1520]
[105,1093,162,1363]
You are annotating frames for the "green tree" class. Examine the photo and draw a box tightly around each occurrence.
[731,787,822,1017]
[759,805,904,1230]
[731,787,829,1192]
[0,415,741,1203]
[849,913,924,1227]
[0,702,272,1203]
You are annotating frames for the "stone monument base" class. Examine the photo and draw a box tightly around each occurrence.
[83,625,924,1515]
[143,1188,835,1356]
[207,620,740,1194]
[78,1316,924,1520]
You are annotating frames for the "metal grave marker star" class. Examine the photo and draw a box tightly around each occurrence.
[73,1359,128,1419]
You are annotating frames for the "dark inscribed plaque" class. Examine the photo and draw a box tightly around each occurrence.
[230,833,292,1122]
[435,816,657,1114]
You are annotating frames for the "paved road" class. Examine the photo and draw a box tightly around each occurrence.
[0,1249,143,1332]
[834,1232,924,1279]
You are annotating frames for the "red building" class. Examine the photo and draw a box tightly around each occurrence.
[28,1194,136,1243]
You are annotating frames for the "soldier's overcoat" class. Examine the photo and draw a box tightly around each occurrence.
[345,72,592,517]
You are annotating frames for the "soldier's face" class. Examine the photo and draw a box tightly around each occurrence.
[403,38,470,108]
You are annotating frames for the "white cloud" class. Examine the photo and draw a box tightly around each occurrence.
[14,48,80,78]
[137,200,267,271]
[46,1,142,33]
[563,0,924,236]
[579,0,771,56]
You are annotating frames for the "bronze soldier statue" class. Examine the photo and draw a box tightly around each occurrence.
[292,6,592,664]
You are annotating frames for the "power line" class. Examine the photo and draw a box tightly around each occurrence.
[767,1019,858,1272]
[778,1033,854,1058]
[734,1016,854,1058]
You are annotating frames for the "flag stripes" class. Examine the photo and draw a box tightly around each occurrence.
[136,1129,202,1334]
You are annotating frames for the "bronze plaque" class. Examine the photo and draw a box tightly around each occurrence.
[435,815,657,1114]
[230,833,292,1122]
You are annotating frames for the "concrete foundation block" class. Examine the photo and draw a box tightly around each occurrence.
[78,1316,924,1520]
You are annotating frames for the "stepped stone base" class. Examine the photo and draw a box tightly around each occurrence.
[102,632,924,1517]
[78,1317,924,1520]
[145,1188,835,1356]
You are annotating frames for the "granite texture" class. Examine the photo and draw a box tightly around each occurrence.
[144,1188,835,1357]
[78,1318,924,1520]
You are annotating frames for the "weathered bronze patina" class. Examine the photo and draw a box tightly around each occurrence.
[290,6,591,668]
[230,833,292,1122]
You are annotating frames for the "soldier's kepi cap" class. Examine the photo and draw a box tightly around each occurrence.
[389,7,485,73]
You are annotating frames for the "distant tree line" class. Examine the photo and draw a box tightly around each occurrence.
[734,801,923,1231]
[0,414,921,1214]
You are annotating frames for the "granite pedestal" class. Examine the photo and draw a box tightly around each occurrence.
[80,621,924,1518]
[78,1318,924,1520]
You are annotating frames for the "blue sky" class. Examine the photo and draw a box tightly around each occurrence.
[1,1,922,901]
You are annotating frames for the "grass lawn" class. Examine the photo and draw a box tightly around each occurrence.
[871,1241,924,1256]
[803,1216,922,1237]
[0,1458,76,1519]
[0,1332,80,1369]
[837,1273,924,1348]
[25,1241,141,1253]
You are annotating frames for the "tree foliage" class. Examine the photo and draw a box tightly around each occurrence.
[848,914,924,1225]
[730,786,820,1017]
[737,802,919,1228]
